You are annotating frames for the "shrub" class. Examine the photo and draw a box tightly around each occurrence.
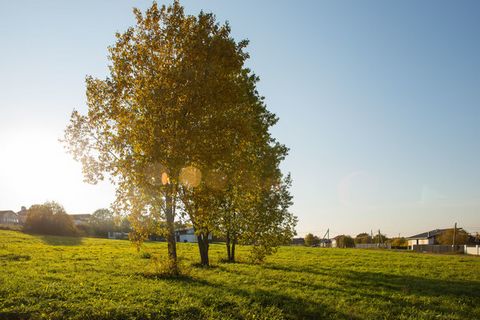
[24,202,78,236]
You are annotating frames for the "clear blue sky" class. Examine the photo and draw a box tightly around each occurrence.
[1,0,479,237]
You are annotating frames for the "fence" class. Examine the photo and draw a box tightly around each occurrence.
[464,245,480,256]
[411,245,464,254]
[355,243,391,249]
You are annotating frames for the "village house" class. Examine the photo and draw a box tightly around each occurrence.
[0,210,19,225]
[291,237,305,245]
[108,231,129,240]
[16,206,28,224]
[319,238,332,248]
[406,229,447,249]
[175,227,212,243]
[69,214,92,226]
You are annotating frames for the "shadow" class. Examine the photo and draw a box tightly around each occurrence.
[261,262,332,277]
[343,270,480,319]
[216,262,480,319]
[261,263,480,298]
[344,269,480,299]
[226,284,357,319]
[190,262,220,269]
[37,234,83,246]
[145,268,357,319]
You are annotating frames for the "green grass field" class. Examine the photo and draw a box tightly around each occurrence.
[0,230,479,319]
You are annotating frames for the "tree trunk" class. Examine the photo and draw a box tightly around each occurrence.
[226,231,231,261]
[231,235,236,263]
[165,192,177,263]
[197,234,209,266]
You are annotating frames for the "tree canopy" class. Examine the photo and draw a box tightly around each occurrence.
[63,1,295,269]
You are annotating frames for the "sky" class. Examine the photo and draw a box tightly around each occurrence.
[1,0,479,237]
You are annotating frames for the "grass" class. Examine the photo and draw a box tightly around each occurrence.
[0,230,479,319]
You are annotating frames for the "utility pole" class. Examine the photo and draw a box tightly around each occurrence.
[378,229,381,246]
[322,229,329,240]
[371,230,373,244]
[453,222,457,249]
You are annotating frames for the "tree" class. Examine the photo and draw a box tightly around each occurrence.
[304,233,320,247]
[372,233,387,244]
[437,228,469,245]
[354,233,372,244]
[335,235,354,248]
[88,208,116,237]
[245,174,297,262]
[63,1,287,269]
[24,201,77,236]
[390,237,407,247]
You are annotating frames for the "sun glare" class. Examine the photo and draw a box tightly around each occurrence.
[0,128,113,212]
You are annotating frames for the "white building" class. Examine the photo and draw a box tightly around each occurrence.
[69,214,91,226]
[176,227,212,243]
[406,229,446,249]
[0,210,19,225]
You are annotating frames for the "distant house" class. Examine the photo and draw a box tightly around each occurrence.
[175,227,212,243]
[406,229,447,249]
[331,236,338,248]
[291,237,305,245]
[108,231,129,240]
[16,206,28,224]
[0,210,19,225]
[319,238,332,248]
[69,214,91,226]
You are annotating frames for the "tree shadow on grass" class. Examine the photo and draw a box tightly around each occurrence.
[342,270,480,319]
[37,234,83,246]
[150,271,358,319]
[262,262,329,275]
[262,262,480,297]
[343,269,480,300]
[225,284,358,319]
[217,262,480,319]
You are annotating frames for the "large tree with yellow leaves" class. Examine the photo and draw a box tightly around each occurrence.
[63,1,285,270]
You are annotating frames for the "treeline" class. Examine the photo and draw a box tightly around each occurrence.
[77,208,130,238]
[304,229,476,248]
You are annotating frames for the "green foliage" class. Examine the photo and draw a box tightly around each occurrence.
[304,233,320,247]
[0,230,479,319]
[335,235,355,248]
[390,237,408,247]
[82,208,130,238]
[355,232,372,244]
[373,233,388,244]
[23,202,78,236]
[437,229,470,245]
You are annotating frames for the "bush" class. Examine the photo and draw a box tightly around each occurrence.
[24,202,78,236]
[335,235,355,248]
[304,233,320,247]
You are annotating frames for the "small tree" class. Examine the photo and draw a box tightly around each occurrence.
[437,229,469,245]
[88,208,116,237]
[390,237,407,247]
[372,233,388,244]
[354,233,372,244]
[24,202,77,236]
[304,233,320,247]
[335,235,355,248]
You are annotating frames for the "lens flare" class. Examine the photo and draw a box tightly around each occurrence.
[161,172,170,185]
[179,166,202,188]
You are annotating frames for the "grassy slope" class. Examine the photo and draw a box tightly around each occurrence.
[0,230,479,320]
